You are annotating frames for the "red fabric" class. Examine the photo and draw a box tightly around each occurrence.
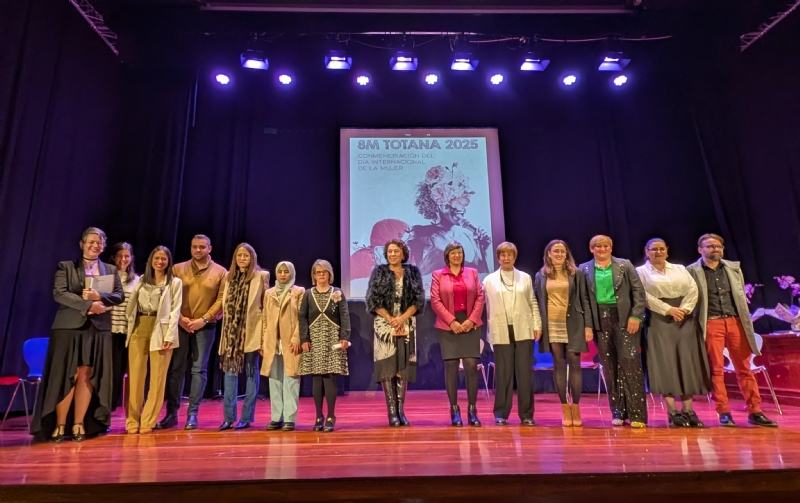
[0,376,21,386]
[430,267,485,331]
[451,270,468,312]
[706,317,762,414]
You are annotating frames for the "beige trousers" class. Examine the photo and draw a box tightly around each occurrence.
[126,316,173,432]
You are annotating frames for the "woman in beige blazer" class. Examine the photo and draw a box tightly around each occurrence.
[261,261,305,431]
[218,243,269,431]
[125,246,182,434]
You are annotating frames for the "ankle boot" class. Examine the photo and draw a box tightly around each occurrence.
[395,377,410,426]
[467,404,481,427]
[382,379,400,427]
[561,404,574,427]
[450,405,463,426]
[570,403,583,427]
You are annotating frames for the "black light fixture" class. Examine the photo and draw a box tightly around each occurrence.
[325,49,352,70]
[598,51,630,72]
[240,49,269,70]
[520,52,550,72]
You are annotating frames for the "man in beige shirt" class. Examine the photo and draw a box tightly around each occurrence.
[156,235,227,430]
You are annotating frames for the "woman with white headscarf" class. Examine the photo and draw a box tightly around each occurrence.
[261,261,305,431]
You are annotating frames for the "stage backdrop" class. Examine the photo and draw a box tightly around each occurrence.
[341,128,504,298]
[3,7,800,412]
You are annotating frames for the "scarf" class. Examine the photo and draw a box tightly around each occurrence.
[220,269,251,374]
[274,261,296,305]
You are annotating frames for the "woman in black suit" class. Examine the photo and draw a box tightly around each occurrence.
[30,227,124,442]
[534,240,593,427]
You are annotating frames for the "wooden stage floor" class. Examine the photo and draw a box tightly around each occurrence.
[1,391,799,502]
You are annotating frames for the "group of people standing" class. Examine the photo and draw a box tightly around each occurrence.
[29,227,777,443]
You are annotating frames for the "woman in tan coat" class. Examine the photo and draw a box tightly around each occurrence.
[218,243,268,431]
[261,261,305,431]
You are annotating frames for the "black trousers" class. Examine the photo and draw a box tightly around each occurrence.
[110,332,128,411]
[493,326,534,420]
[596,306,647,423]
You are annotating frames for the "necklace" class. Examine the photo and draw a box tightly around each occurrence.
[500,269,515,290]
[499,269,516,323]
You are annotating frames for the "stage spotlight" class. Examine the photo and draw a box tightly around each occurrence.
[425,73,439,85]
[240,49,269,70]
[490,74,504,85]
[356,75,370,86]
[326,50,352,70]
[613,75,628,87]
[215,74,231,85]
[451,52,478,71]
[520,52,550,72]
[599,51,630,72]
[562,75,577,86]
[279,74,292,85]
[390,51,418,71]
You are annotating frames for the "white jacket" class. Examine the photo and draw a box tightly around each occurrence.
[482,268,541,345]
[125,277,183,351]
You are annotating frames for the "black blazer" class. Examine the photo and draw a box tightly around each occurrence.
[579,257,646,333]
[51,260,124,331]
[533,269,593,353]
[299,287,351,344]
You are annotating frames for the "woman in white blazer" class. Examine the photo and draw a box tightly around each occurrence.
[218,243,269,431]
[125,246,182,434]
[482,242,541,426]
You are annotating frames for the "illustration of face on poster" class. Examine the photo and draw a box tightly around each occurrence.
[341,130,504,298]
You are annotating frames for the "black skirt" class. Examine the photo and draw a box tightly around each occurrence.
[30,321,113,440]
[436,311,483,360]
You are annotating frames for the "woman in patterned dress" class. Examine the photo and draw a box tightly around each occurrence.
[299,260,350,432]
[533,240,593,427]
[366,239,425,427]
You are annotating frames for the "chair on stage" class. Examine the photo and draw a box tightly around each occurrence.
[719,333,782,415]
[458,340,490,401]
[1,337,48,430]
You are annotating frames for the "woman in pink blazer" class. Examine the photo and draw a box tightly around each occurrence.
[430,242,486,427]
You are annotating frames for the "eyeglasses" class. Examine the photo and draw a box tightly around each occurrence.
[647,248,667,252]
[703,245,724,250]
[313,271,328,276]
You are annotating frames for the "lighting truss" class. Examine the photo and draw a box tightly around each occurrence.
[740,0,800,52]
[68,0,119,57]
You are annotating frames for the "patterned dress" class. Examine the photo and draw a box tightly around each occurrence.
[299,288,349,376]
[373,276,417,382]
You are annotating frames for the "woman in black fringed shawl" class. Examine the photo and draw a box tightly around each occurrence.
[366,239,425,427]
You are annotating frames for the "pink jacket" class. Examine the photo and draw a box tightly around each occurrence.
[430,267,485,331]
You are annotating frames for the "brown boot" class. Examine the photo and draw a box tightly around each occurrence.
[571,404,583,427]
[561,404,573,427]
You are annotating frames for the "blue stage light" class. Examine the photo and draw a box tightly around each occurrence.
[326,50,352,70]
[240,49,269,70]
[391,51,418,71]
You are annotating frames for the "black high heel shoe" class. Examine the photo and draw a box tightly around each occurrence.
[50,424,66,443]
[313,417,324,432]
[450,405,463,427]
[684,410,705,428]
[72,423,86,442]
[468,405,482,427]
[667,410,690,427]
[323,417,336,433]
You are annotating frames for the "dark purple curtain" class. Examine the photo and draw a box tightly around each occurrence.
[0,0,122,410]
[2,5,800,410]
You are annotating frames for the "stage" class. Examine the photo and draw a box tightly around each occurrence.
[1,391,799,503]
